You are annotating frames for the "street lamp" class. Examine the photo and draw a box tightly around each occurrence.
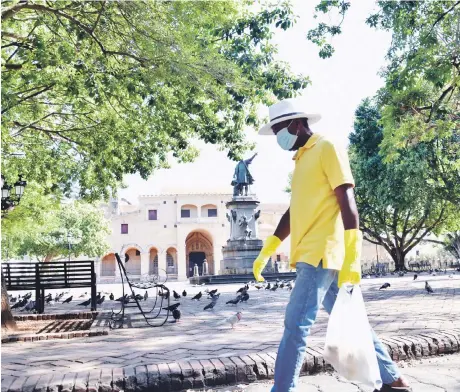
[1,175,27,212]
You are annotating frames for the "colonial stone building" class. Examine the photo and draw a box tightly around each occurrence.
[98,192,292,282]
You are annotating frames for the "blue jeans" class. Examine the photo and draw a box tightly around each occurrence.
[272,263,400,392]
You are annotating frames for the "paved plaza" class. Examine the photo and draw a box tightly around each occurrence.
[222,353,460,392]
[2,273,459,382]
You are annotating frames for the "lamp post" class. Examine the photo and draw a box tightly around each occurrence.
[1,175,27,212]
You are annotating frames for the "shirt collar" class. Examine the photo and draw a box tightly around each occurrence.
[292,133,322,160]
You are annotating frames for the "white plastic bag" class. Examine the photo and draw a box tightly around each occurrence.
[323,285,382,389]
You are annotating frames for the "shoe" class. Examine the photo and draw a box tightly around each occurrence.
[374,385,412,392]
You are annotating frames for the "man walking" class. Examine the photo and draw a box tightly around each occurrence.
[253,99,411,392]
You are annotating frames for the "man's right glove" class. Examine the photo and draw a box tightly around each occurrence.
[253,235,282,282]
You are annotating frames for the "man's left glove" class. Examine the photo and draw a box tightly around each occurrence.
[338,229,363,287]
[253,235,281,282]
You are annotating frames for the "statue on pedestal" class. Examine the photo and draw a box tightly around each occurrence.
[231,153,257,196]
[193,263,199,277]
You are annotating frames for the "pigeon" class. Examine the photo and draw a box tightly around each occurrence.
[172,308,181,322]
[286,282,293,291]
[279,282,285,289]
[23,292,32,300]
[271,284,279,292]
[144,291,148,301]
[236,286,246,294]
[10,296,17,303]
[204,301,216,311]
[265,283,271,290]
[208,289,218,296]
[413,274,418,280]
[425,281,434,294]
[255,285,264,290]
[11,298,27,309]
[226,297,240,305]
[62,295,73,304]
[78,298,91,307]
[379,283,391,290]
[182,290,187,297]
[96,292,101,301]
[224,312,242,329]
[191,292,202,301]
[173,290,181,300]
[134,294,143,301]
[97,296,105,305]
[79,292,87,298]
[109,293,114,301]
[23,300,36,312]
[163,303,181,312]
[240,292,249,302]
[45,295,53,304]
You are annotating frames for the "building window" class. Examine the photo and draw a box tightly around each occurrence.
[136,250,141,256]
[276,254,281,262]
[181,209,190,218]
[148,210,157,220]
[167,253,174,267]
[163,201,167,204]
[207,208,217,217]
[121,224,128,234]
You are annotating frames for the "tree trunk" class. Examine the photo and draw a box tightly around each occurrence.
[389,248,406,271]
[1,270,17,331]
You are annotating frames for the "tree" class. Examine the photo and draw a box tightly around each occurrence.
[308,1,460,203]
[2,198,110,262]
[1,270,16,331]
[349,99,457,270]
[1,1,309,200]
[284,172,292,194]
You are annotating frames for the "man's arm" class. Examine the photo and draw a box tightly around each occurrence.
[274,207,290,241]
[334,184,359,230]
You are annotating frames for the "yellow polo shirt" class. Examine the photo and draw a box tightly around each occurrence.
[290,133,354,270]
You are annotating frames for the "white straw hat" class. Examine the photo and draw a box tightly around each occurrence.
[258,99,321,135]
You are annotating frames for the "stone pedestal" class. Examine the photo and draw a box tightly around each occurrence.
[221,195,263,274]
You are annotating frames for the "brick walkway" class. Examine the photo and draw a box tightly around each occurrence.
[2,274,459,381]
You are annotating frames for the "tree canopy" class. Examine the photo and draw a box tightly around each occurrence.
[309,1,460,202]
[349,99,458,270]
[1,1,308,201]
[1,183,110,261]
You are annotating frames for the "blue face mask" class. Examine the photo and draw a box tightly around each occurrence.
[276,120,297,150]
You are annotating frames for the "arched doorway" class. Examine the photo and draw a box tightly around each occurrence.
[185,230,214,277]
[166,247,177,276]
[149,247,159,275]
[125,247,141,276]
[101,253,116,277]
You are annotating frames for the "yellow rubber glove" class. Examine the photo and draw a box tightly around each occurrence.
[253,235,282,282]
[338,229,363,287]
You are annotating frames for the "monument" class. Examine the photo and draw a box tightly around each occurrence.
[222,153,264,274]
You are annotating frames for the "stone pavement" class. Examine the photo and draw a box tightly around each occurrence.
[1,274,459,387]
[224,353,460,392]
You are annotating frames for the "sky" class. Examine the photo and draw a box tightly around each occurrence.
[119,1,391,205]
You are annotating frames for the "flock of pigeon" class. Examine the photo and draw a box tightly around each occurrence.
[7,290,149,313]
[160,279,295,328]
[377,268,458,293]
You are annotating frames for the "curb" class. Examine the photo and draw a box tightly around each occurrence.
[13,311,97,321]
[2,329,459,392]
[1,329,108,344]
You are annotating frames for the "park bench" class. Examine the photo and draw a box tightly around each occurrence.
[2,260,97,313]
[109,253,171,328]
